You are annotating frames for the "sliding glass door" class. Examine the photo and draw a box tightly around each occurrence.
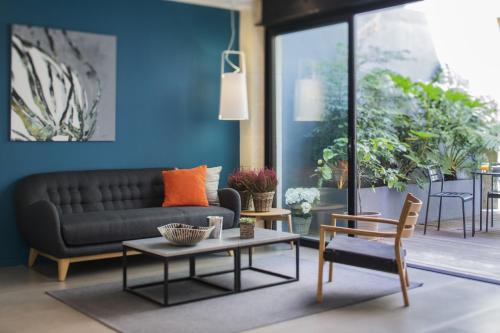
[354,1,500,281]
[271,22,351,240]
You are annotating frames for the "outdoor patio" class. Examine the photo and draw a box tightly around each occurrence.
[381,212,500,282]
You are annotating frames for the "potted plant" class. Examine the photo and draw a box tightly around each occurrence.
[228,169,253,210]
[239,217,255,239]
[285,187,320,236]
[247,168,278,212]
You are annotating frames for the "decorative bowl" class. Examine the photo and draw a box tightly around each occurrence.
[157,223,215,246]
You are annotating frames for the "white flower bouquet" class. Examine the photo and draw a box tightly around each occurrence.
[285,187,320,217]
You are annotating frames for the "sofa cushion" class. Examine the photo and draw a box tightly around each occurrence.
[162,166,208,207]
[206,166,222,205]
[61,206,235,246]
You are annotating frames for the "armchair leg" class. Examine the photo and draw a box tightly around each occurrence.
[28,248,38,268]
[57,259,70,282]
[316,254,324,302]
[398,270,409,306]
[405,268,410,287]
[328,262,333,282]
[397,261,409,307]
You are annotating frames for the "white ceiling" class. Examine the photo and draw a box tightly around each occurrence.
[166,0,253,10]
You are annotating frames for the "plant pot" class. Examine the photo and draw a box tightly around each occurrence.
[292,215,312,236]
[238,190,252,211]
[240,222,255,239]
[252,191,275,212]
[356,211,381,240]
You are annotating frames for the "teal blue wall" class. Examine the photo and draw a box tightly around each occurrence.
[0,0,239,266]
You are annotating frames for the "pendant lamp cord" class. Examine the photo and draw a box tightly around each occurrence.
[224,6,241,73]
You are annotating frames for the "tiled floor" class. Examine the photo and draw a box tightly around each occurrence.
[1,245,499,333]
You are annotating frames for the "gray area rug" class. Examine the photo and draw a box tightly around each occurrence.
[48,255,422,333]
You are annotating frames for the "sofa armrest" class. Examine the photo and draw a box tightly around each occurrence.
[17,200,67,258]
[218,188,241,228]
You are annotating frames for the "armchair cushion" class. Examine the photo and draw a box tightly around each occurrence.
[323,237,406,273]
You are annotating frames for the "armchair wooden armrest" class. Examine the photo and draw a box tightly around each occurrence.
[331,213,399,225]
[320,225,398,238]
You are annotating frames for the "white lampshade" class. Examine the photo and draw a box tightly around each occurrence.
[219,72,249,120]
[294,78,324,121]
[218,50,249,121]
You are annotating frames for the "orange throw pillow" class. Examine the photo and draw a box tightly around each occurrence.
[162,165,208,207]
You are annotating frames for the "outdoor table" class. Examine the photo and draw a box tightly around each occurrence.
[472,170,500,235]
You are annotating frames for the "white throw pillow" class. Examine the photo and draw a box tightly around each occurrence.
[206,166,222,205]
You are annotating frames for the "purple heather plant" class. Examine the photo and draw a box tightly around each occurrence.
[227,169,254,192]
[246,168,278,193]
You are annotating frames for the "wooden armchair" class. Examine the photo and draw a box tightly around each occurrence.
[316,193,422,306]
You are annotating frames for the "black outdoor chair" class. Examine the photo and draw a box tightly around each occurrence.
[423,167,473,238]
[486,190,499,232]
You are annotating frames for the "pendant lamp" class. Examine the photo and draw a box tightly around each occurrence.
[219,51,249,120]
[218,10,249,120]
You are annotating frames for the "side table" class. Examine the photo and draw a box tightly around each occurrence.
[240,208,294,249]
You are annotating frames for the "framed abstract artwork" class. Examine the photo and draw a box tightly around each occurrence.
[10,24,116,141]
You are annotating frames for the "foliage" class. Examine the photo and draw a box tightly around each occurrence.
[228,169,254,192]
[390,73,500,179]
[239,217,255,224]
[314,138,348,188]
[313,67,414,191]
[311,47,500,191]
[311,44,349,166]
[244,168,279,193]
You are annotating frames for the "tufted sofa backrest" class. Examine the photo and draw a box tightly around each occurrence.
[15,168,172,215]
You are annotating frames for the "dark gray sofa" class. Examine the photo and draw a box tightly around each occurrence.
[15,168,240,281]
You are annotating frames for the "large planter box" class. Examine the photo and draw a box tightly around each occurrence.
[293,179,480,236]
[308,187,348,236]
[359,179,480,225]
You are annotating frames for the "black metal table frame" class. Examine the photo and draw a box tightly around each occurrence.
[472,171,500,234]
[122,238,300,307]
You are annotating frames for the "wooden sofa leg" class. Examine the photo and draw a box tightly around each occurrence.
[58,259,70,282]
[28,248,38,268]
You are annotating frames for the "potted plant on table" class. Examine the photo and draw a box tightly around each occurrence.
[285,187,321,236]
[239,217,255,239]
[247,168,278,212]
[228,169,253,210]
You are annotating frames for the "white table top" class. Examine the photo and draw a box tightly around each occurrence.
[123,228,299,258]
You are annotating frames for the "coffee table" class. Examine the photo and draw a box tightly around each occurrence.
[122,228,300,307]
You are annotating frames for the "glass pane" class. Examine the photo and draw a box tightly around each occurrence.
[355,1,500,280]
[273,23,349,240]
